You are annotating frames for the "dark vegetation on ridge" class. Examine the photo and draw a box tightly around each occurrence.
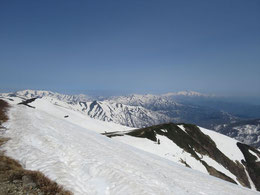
[0,99,72,195]
[103,122,260,190]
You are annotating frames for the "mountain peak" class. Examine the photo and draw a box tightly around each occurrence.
[163,91,211,97]
[15,89,56,97]
[12,89,92,102]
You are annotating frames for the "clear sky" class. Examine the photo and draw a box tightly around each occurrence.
[0,0,260,96]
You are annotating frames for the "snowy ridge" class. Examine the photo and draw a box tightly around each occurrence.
[76,100,170,128]
[0,97,258,194]
[41,96,169,128]
[108,93,182,109]
[12,89,92,103]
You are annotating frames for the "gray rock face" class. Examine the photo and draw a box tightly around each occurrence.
[22,175,37,189]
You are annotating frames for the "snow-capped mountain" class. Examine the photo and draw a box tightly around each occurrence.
[0,95,259,194]
[216,119,260,149]
[108,93,181,108]
[12,89,92,102]
[75,100,170,128]
[162,90,212,97]
[109,93,238,129]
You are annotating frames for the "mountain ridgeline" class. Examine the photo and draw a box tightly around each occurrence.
[77,100,170,128]
[103,123,260,191]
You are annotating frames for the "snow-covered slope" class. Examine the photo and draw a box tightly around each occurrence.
[104,123,260,191]
[75,100,170,128]
[12,89,92,103]
[0,97,258,195]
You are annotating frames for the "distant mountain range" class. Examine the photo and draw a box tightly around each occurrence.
[108,93,238,129]
[1,89,260,148]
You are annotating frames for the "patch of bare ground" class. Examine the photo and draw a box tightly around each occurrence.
[0,100,9,124]
[0,99,72,195]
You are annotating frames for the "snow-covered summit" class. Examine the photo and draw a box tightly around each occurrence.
[108,93,182,109]
[162,90,210,97]
[76,100,171,127]
[10,89,92,103]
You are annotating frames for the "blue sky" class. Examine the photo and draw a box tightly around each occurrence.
[0,0,260,96]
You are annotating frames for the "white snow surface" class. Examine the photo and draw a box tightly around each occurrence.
[12,89,92,102]
[1,99,258,194]
[178,125,188,133]
[113,127,247,187]
[113,135,208,174]
[31,97,132,133]
[199,127,245,162]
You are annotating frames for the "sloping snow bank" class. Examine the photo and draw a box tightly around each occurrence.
[29,97,132,133]
[1,104,258,195]
[113,135,208,174]
[199,127,245,162]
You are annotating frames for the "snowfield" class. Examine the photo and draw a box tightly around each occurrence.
[0,98,259,194]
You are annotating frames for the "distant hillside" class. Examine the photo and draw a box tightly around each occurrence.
[216,119,260,148]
